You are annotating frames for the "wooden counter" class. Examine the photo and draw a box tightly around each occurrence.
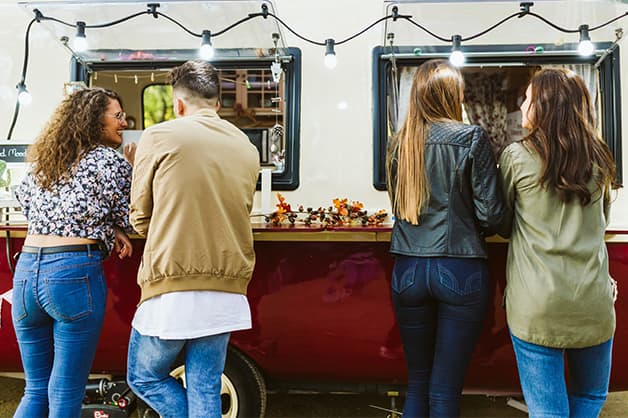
[1,223,627,242]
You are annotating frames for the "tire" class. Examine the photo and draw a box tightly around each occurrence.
[159,348,267,418]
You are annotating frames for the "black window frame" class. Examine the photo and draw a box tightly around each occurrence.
[71,47,302,191]
[372,43,622,190]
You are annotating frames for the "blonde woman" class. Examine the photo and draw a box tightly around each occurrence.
[386,59,506,417]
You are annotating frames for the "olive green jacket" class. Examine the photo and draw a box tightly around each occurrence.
[498,141,615,348]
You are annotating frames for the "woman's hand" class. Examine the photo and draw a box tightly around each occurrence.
[114,228,133,259]
[124,143,137,167]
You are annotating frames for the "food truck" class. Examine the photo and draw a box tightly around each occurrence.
[0,0,627,417]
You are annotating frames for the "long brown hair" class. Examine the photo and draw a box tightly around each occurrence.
[386,59,464,224]
[27,88,122,190]
[523,68,618,205]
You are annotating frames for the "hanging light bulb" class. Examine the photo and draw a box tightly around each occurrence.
[449,35,465,67]
[17,83,32,106]
[578,24,594,56]
[199,30,214,60]
[324,38,337,69]
[72,21,88,52]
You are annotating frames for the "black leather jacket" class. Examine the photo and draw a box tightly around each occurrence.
[389,121,506,258]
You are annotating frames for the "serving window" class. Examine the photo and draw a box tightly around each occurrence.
[73,48,302,190]
[372,43,622,190]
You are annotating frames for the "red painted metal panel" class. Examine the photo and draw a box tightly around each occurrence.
[0,232,626,393]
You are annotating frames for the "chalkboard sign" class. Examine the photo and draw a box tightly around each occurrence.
[0,145,28,163]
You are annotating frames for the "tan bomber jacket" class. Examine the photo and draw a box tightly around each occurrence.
[130,108,260,304]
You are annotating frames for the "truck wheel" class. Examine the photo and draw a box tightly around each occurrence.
[167,348,267,418]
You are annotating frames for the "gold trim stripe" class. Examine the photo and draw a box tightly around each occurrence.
[1,228,628,243]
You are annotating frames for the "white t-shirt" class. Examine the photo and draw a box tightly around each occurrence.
[132,290,251,339]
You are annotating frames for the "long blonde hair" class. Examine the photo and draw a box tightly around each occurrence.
[386,59,465,224]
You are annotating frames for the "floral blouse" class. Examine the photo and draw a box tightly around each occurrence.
[16,146,132,253]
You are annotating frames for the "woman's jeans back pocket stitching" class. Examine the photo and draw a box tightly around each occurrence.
[11,279,27,322]
[392,258,418,294]
[437,264,482,296]
[44,276,93,321]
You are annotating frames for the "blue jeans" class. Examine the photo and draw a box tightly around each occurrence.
[127,328,230,418]
[510,333,612,418]
[391,256,489,418]
[12,250,107,418]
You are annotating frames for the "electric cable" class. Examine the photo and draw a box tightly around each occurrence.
[6,17,37,140]
[6,2,628,139]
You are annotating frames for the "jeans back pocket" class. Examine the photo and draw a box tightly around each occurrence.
[437,260,483,296]
[11,279,27,322]
[44,276,93,321]
[392,256,419,294]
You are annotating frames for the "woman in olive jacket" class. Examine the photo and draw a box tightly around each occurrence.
[498,68,619,417]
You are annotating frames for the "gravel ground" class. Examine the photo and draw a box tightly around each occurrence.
[1,377,627,417]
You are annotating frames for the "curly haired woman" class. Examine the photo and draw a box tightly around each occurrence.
[12,87,134,418]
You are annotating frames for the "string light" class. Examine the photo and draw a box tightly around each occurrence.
[72,21,88,52]
[324,38,337,69]
[449,34,465,67]
[199,30,214,60]
[6,2,628,139]
[17,83,32,106]
[578,24,594,56]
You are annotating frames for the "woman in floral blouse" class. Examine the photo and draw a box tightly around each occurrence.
[13,87,133,418]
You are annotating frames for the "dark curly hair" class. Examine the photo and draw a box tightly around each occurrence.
[27,87,122,190]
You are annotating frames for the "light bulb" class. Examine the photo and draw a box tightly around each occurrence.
[200,44,215,60]
[449,34,465,67]
[449,50,465,67]
[199,30,214,60]
[18,89,32,106]
[73,36,88,52]
[578,24,594,57]
[324,38,337,69]
[73,21,88,52]
[578,39,594,56]
[324,53,337,69]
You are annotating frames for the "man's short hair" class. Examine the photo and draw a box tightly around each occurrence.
[169,60,219,100]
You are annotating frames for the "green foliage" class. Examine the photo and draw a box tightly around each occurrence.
[143,84,174,128]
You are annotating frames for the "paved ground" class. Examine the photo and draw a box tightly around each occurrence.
[1,377,627,417]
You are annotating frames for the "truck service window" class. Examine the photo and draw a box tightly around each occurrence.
[372,43,622,190]
[80,50,302,190]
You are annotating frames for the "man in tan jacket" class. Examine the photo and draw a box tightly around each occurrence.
[126,60,260,418]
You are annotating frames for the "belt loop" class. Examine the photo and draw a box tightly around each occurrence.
[36,247,42,262]
[87,244,92,258]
